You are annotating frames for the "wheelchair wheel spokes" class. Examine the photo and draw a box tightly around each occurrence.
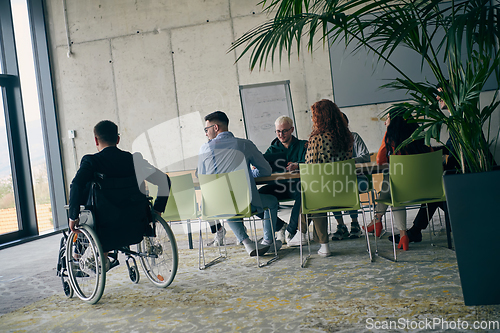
[138,216,178,288]
[65,225,106,304]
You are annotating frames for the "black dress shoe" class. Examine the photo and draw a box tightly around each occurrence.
[388,234,401,243]
[388,228,423,244]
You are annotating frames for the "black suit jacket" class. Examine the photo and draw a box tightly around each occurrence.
[68,146,170,221]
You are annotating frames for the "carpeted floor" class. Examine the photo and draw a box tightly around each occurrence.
[1,226,499,332]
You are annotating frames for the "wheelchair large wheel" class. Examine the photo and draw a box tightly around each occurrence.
[138,215,178,288]
[65,224,106,304]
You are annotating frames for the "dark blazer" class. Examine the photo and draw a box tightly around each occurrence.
[68,146,170,221]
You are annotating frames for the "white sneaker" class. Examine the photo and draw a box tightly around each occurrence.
[317,244,332,257]
[287,232,307,247]
[285,231,294,244]
[276,223,287,244]
[207,226,226,246]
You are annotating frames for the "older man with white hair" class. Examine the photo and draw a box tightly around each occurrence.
[259,116,308,246]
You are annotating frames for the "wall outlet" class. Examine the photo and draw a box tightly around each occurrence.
[68,130,75,139]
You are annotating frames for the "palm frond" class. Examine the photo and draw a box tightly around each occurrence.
[232,0,500,172]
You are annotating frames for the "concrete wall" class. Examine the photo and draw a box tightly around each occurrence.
[46,0,499,192]
[46,0,379,188]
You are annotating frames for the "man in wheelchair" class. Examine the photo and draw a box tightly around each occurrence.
[68,120,171,271]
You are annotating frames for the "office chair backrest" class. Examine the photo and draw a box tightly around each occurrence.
[162,174,198,221]
[198,169,252,220]
[299,159,360,214]
[388,150,446,206]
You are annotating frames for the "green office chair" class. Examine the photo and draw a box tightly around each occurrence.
[330,173,377,237]
[160,174,226,270]
[376,150,447,261]
[198,169,279,268]
[299,159,373,268]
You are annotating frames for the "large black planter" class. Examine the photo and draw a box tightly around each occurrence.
[443,169,500,306]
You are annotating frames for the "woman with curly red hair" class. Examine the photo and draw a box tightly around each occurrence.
[292,99,353,257]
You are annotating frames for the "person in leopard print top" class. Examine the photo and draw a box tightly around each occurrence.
[299,99,353,257]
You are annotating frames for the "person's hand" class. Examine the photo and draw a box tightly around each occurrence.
[286,162,299,172]
[69,218,81,234]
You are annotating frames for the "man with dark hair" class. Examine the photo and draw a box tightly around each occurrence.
[198,111,281,256]
[68,120,171,268]
[93,120,119,145]
[199,111,228,246]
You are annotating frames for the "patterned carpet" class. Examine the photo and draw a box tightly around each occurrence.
[1,227,499,332]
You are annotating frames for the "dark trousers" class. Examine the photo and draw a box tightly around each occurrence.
[258,179,302,234]
[412,201,448,230]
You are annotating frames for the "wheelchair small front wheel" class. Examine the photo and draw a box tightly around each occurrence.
[62,276,73,298]
[129,265,140,284]
[58,246,73,298]
[138,216,178,288]
[65,225,106,304]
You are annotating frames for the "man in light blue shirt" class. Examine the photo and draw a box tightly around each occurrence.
[198,111,281,256]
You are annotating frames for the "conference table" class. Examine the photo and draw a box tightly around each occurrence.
[254,161,388,184]
[183,162,388,249]
[189,161,387,187]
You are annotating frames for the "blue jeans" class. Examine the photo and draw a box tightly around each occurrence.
[227,193,278,243]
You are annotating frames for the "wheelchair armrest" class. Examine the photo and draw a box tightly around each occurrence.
[64,204,87,211]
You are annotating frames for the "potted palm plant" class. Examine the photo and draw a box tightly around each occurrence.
[230,0,500,305]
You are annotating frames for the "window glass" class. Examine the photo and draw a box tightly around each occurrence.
[0,90,19,235]
[11,0,53,234]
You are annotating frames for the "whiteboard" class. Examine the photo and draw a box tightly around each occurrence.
[239,81,295,153]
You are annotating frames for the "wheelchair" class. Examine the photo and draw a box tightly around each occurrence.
[56,175,178,304]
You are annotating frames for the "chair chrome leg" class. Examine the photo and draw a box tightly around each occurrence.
[360,210,373,262]
[266,208,279,266]
[299,213,310,268]
[432,206,454,250]
[221,220,227,259]
[390,208,397,261]
[427,204,435,246]
[373,213,379,257]
[199,219,227,270]
[248,216,264,267]
[375,208,397,262]
[199,220,205,270]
